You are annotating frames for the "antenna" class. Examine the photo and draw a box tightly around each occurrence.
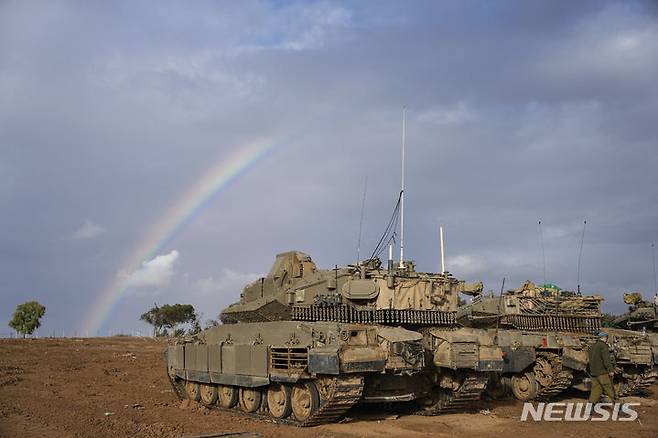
[577,219,587,294]
[356,176,368,265]
[439,225,446,273]
[399,106,406,268]
[651,243,658,295]
[539,220,546,290]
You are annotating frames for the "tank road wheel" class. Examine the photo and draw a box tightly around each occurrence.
[239,387,262,413]
[218,385,239,408]
[185,381,201,402]
[291,381,320,422]
[511,372,539,401]
[199,383,218,406]
[267,383,292,419]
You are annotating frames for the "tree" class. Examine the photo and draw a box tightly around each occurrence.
[140,303,166,336]
[9,301,46,338]
[140,303,198,337]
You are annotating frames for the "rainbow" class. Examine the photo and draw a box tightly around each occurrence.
[82,139,276,335]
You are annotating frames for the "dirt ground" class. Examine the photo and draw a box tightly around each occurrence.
[1,337,657,438]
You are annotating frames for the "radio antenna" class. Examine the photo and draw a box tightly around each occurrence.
[539,220,547,291]
[440,225,446,274]
[356,176,368,265]
[577,220,587,295]
[651,243,658,295]
[399,106,406,268]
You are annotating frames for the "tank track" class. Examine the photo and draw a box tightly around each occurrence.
[415,373,489,415]
[291,305,455,326]
[501,315,600,333]
[535,353,574,400]
[167,370,364,427]
[617,366,658,397]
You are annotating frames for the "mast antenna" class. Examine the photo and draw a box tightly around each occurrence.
[651,243,658,295]
[539,220,547,291]
[356,176,368,265]
[577,219,587,294]
[399,106,406,268]
[440,225,446,273]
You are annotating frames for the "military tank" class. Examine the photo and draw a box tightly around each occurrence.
[167,251,433,426]
[166,320,425,426]
[612,292,658,394]
[597,327,658,396]
[457,281,657,399]
[456,281,594,400]
[614,292,658,331]
[221,251,503,414]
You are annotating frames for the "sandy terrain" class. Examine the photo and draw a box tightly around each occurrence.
[1,337,656,438]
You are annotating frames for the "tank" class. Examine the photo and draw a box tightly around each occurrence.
[166,320,425,426]
[614,292,658,331]
[457,281,657,399]
[456,281,603,333]
[222,251,504,414]
[612,292,658,394]
[457,281,593,400]
[166,251,430,425]
[596,327,658,396]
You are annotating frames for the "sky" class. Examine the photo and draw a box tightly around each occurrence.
[1,0,657,336]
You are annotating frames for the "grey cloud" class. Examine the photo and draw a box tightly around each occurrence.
[1,1,657,334]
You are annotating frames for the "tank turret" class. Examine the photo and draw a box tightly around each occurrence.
[613,292,658,331]
[456,280,603,333]
[221,251,479,327]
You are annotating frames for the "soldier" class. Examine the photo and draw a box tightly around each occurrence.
[588,332,617,403]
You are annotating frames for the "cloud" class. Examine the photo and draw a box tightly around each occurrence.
[2,1,658,334]
[417,102,477,126]
[72,220,106,240]
[195,269,259,296]
[120,250,179,288]
[446,254,488,277]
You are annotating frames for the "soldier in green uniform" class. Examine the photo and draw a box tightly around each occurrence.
[588,332,617,403]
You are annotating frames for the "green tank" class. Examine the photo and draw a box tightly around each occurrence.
[222,251,504,414]
[457,281,657,399]
[166,251,428,426]
[166,320,424,425]
[612,292,658,394]
[595,327,658,396]
[457,281,593,400]
[614,292,658,331]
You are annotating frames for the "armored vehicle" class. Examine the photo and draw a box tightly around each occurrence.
[457,281,593,400]
[612,292,658,393]
[457,281,657,399]
[166,321,425,426]
[614,292,658,331]
[222,251,504,414]
[596,327,658,396]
